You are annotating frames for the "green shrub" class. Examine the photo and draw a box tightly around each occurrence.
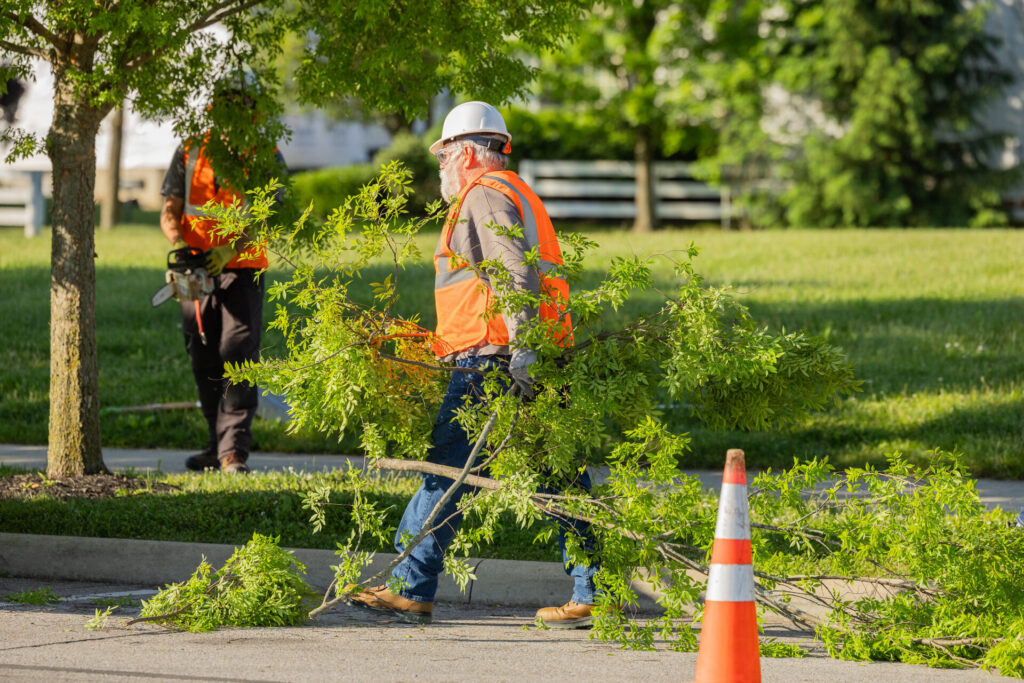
[501,107,633,166]
[290,164,375,220]
[372,132,440,215]
[499,107,714,166]
[291,133,443,220]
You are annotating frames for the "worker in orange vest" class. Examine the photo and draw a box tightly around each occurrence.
[347,102,598,628]
[158,70,286,474]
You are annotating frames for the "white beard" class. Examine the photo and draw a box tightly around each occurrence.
[440,162,461,202]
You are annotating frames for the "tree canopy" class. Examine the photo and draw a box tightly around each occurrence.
[701,0,1017,227]
[0,0,588,476]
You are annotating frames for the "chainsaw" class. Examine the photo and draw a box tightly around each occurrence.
[151,246,215,344]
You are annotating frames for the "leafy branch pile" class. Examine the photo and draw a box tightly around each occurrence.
[135,533,314,632]
[206,163,1023,675]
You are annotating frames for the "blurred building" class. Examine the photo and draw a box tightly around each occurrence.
[983,0,1024,221]
[1,60,395,211]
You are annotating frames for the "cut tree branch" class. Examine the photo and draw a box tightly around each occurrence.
[374,458,501,490]
[376,352,485,375]
[308,408,502,619]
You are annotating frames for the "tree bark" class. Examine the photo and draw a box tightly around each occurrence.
[632,128,656,233]
[100,105,123,230]
[46,63,108,477]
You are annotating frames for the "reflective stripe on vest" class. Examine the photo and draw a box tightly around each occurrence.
[180,143,268,270]
[432,170,571,357]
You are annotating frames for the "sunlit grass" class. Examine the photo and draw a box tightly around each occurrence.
[2,225,1022,476]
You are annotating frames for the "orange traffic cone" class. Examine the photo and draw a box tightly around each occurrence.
[693,448,761,683]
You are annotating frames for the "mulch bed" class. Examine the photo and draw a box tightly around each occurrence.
[0,473,178,500]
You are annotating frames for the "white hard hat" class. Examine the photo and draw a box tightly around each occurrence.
[429,101,511,155]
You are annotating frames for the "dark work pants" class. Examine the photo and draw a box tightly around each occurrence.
[181,269,264,461]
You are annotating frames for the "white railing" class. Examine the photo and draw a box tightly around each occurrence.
[519,159,734,228]
[0,160,48,237]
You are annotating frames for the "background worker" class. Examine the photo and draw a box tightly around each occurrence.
[159,70,286,474]
[347,101,599,628]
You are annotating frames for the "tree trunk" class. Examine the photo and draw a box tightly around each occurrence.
[632,129,657,234]
[100,105,124,230]
[46,66,108,477]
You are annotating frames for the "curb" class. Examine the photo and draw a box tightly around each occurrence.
[0,533,663,611]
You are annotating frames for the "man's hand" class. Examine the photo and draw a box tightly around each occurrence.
[205,245,237,276]
[509,348,538,399]
[171,238,187,250]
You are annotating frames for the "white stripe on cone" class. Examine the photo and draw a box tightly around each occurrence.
[706,563,757,602]
[714,482,751,540]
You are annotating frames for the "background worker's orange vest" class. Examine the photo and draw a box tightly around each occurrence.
[433,170,572,357]
[181,143,268,270]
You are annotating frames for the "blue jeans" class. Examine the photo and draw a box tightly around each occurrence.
[391,354,599,604]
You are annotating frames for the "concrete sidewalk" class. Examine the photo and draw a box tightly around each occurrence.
[0,443,365,476]
[4,443,1024,512]
[0,576,1014,682]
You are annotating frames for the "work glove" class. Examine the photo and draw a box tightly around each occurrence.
[171,238,187,251]
[509,348,538,399]
[205,245,237,276]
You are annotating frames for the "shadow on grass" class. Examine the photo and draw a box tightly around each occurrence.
[4,257,1022,475]
[739,296,1024,393]
[680,396,1024,476]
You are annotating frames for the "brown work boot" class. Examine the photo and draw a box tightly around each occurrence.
[536,601,593,629]
[185,447,219,471]
[219,452,250,474]
[344,584,433,624]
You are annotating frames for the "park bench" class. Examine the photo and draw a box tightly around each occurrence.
[518,159,734,228]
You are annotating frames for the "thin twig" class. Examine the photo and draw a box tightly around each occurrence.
[0,38,48,59]
[308,408,502,619]
[470,406,520,473]
[122,0,264,73]
[1,11,63,50]
[374,458,501,490]
[376,352,486,375]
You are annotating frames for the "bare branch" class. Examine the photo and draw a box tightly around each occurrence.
[373,456,642,559]
[0,37,48,60]
[123,0,265,73]
[309,408,502,619]
[470,405,520,473]
[911,636,1002,648]
[374,458,501,490]
[2,11,63,50]
[376,351,485,375]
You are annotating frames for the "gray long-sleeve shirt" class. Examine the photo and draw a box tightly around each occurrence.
[443,183,540,360]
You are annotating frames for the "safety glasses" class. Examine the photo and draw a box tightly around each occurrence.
[434,144,463,167]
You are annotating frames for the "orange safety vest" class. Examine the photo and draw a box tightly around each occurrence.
[433,170,572,357]
[180,142,268,270]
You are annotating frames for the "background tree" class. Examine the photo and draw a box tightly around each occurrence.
[0,0,587,477]
[703,0,1017,227]
[532,1,716,233]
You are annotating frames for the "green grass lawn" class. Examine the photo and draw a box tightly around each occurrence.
[2,224,1023,476]
[0,465,562,561]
